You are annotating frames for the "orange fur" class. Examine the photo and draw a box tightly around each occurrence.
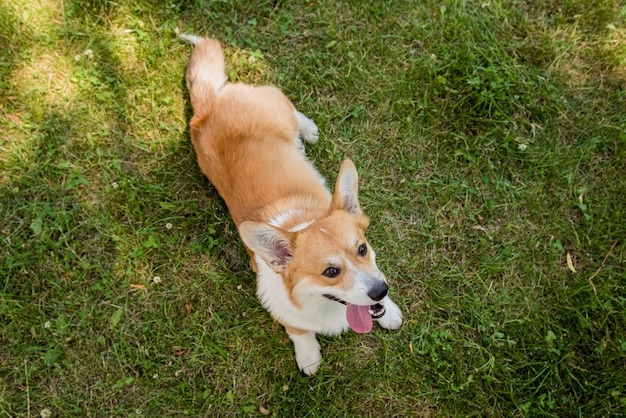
[284,325,309,336]
[189,81,328,228]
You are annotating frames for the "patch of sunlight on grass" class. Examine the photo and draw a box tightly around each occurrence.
[2,0,64,31]
[2,51,79,179]
[0,0,81,174]
[13,52,78,104]
[546,13,626,87]
[604,22,626,74]
[108,23,144,73]
[1,54,76,178]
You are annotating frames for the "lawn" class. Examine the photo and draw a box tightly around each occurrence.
[1,0,625,416]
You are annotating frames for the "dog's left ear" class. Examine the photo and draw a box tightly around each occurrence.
[331,159,362,215]
[239,222,295,272]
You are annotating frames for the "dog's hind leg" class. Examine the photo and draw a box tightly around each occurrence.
[294,110,319,152]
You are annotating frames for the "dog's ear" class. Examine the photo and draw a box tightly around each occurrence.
[331,159,362,215]
[239,222,295,271]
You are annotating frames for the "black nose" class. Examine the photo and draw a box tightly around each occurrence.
[368,282,388,301]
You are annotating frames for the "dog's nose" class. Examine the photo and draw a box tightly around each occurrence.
[368,282,388,301]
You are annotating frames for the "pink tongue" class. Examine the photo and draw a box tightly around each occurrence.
[346,303,373,334]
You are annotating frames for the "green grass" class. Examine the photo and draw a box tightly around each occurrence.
[1,0,625,416]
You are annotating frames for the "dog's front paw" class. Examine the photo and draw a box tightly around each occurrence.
[377,297,403,330]
[298,349,322,376]
[288,330,322,375]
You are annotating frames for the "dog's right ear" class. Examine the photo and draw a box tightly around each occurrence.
[331,159,362,215]
[239,222,295,272]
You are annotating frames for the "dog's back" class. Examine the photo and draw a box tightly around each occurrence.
[183,36,329,226]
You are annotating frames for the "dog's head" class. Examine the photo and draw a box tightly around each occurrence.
[239,160,389,333]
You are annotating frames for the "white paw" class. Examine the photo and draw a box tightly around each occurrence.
[377,296,403,330]
[298,350,322,376]
[300,122,319,144]
[295,110,319,144]
[288,331,322,375]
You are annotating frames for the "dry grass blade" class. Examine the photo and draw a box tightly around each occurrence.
[587,241,619,295]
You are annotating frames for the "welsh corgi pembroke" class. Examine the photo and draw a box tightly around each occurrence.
[182,35,403,375]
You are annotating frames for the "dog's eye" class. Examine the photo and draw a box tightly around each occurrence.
[358,244,367,256]
[322,267,341,278]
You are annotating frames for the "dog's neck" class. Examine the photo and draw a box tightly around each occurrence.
[264,194,330,232]
[267,207,315,232]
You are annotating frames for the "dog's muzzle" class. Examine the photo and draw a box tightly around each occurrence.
[323,294,387,319]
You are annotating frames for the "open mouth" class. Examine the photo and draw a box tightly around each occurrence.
[324,294,386,333]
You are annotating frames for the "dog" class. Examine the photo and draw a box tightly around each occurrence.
[181,35,403,375]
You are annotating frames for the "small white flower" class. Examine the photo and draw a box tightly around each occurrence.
[174,27,180,35]
[481,2,490,7]
[83,49,93,58]
[44,321,52,329]
[111,182,119,189]
[74,54,81,61]
[40,408,52,418]
[165,223,173,230]
[152,373,159,379]
[518,143,528,151]
[151,276,162,284]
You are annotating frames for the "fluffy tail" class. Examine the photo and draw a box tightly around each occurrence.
[181,35,228,113]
